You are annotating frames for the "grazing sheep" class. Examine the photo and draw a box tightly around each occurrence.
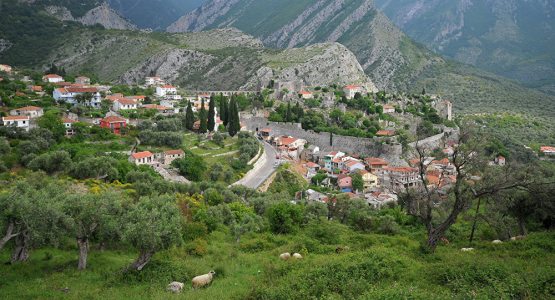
[292,253,303,260]
[460,248,474,252]
[335,246,350,254]
[279,252,291,260]
[492,240,503,244]
[192,271,216,289]
[167,281,184,293]
[510,235,525,241]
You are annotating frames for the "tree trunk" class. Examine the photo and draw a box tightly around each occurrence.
[128,250,154,271]
[469,197,482,244]
[518,218,528,236]
[11,231,30,263]
[0,221,19,251]
[77,238,89,270]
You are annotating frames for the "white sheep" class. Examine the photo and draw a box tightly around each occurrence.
[167,281,184,293]
[191,271,216,289]
[279,252,291,260]
[510,235,525,241]
[292,253,303,260]
[460,248,474,252]
[492,240,503,244]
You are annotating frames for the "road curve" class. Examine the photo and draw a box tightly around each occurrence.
[233,141,278,189]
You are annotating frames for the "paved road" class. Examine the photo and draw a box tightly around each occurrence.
[234,141,279,189]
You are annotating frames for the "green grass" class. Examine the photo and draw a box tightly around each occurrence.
[1,227,553,299]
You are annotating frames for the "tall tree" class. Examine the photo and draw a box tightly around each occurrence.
[207,95,216,132]
[228,97,241,137]
[123,195,182,271]
[185,101,195,131]
[199,99,207,134]
[220,95,228,127]
[286,101,292,122]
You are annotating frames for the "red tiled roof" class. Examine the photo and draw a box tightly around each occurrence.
[101,116,126,123]
[540,146,555,152]
[165,149,184,156]
[62,118,77,124]
[260,128,271,133]
[299,91,312,95]
[43,74,62,78]
[376,130,395,136]
[131,151,153,159]
[280,136,298,146]
[16,106,42,111]
[66,87,98,93]
[161,85,175,89]
[345,160,362,167]
[384,166,418,173]
[344,85,361,90]
[31,86,43,92]
[306,162,319,168]
[365,157,388,165]
[3,116,29,121]
[127,95,146,100]
[143,104,170,111]
[115,98,137,105]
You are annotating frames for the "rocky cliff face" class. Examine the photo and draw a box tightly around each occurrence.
[44,2,137,30]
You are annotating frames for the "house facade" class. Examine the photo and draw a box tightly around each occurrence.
[42,74,64,83]
[100,116,127,134]
[10,106,44,118]
[156,85,177,97]
[75,76,91,85]
[343,85,362,99]
[129,151,154,165]
[53,87,102,107]
[113,98,138,111]
[2,116,30,131]
[162,149,185,165]
[62,118,77,136]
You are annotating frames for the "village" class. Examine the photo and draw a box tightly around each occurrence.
[1,63,555,207]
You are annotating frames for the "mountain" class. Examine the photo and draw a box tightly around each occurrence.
[0,2,371,91]
[374,0,555,94]
[167,0,555,121]
[107,0,206,30]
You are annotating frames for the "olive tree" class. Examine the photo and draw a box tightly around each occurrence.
[123,195,182,271]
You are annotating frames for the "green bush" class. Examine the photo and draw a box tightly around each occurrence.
[267,202,304,234]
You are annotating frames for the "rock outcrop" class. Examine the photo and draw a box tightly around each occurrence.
[167,0,241,33]
[45,3,137,30]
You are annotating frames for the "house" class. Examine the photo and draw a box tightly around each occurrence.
[540,146,555,156]
[0,64,12,73]
[75,76,91,85]
[62,117,77,136]
[359,170,379,192]
[53,87,102,107]
[344,159,365,173]
[382,167,420,190]
[160,99,178,108]
[305,162,321,178]
[305,189,327,202]
[142,104,177,115]
[129,151,154,165]
[299,91,314,99]
[383,104,395,114]
[323,151,345,171]
[113,98,138,111]
[337,176,353,193]
[126,95,146,103]
[376,130,396,137]
[275,136,307,159]
[100,116,127,134]
[42,74,64,83]
[10,106,43,118]
[429,158,456,175]
[258,128,272,141]
[162,149,185,165]
[343,85,362,99]
[145,76,165,86]
[156,85,177,97]
[30,86,43,93]
[2,116,30,131]
[197,93,211,101]
[365,192,398,208]
[301,144,320,161]
[364,157,389,172]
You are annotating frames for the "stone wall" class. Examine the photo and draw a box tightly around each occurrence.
[242,116,403,160]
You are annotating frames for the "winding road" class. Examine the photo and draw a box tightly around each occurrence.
[233,141,279,189]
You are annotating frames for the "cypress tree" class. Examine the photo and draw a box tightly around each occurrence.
[185,101,195,130]
[208,95,216,132]
[199,99,207,133]
[295,102,304,121]
[219,94,228,126]
[286,101,292,122]
[329,132,333,146]
[228,97,240,137]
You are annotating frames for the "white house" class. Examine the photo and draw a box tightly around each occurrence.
[10,106,44,118]
[113,98,138,111]
[160,99,177,108]
[162,149,185,165]
[2,116,30,131]
[540,146,555,156]
[145,76,165,86]
[343,85,363,99]
[53,87,102,107]
[0,64,13,73]
[344,159,366,173]
[62,117,77,136]
[299,91,314,99]
[42,74,64,83]
[75,76,91,85]
[155,85,177,97]
[383,104,395,114]
[129,151,154,165]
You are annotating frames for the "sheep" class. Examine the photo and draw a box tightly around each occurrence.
[279,252,291,260]
[292,253,303,260]
[335,246,350,254]
[167,281,184,293]
[460,248,474,252]
[492,240,503,244]
[510,235,525,241]
[191,271,216,289]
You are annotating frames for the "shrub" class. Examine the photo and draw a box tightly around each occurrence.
[267,202,304,234]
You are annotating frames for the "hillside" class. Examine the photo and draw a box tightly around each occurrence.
[108,0,206,30]
[374,0,555,95]
[168,0,555,121]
